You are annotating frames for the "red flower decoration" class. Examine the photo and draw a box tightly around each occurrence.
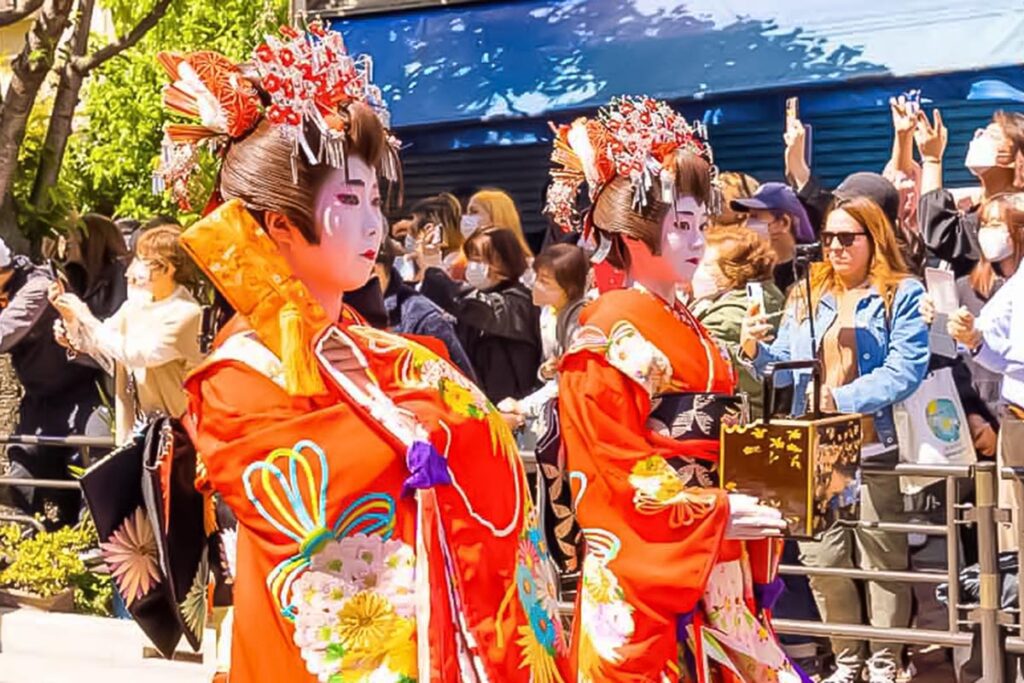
[256,43,274,63]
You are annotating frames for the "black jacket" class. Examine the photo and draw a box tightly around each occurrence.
[0,257,103,399]
[454,281,541,403]
[383,269,477,381]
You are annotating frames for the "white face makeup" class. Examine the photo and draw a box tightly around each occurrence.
[284,157,384,299]
[659,195,708,284]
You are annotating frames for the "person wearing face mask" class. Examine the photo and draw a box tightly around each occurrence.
[464,188,534,256]
[730,182,817,293]
[923,194,1024,458]
[453,225,541,403]
[546,97,794,682]
[498,244,589,421]
[690,227,784,419]
[740,196,929,683]
[920,193,1024,556]
[916,108,1024,276]
[49,225,204,445]
[372,238,476,380]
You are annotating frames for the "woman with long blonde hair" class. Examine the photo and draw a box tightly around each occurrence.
[464,188,533,256]
[741,195,929,683]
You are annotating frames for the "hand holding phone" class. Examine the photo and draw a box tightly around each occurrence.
[746,281,766,313]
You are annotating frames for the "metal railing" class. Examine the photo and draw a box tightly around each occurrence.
[0,433,114,528]
[999,465,1024,665]
[521,446,1012,681]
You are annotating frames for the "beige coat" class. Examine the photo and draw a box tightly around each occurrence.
[69,286,204,444]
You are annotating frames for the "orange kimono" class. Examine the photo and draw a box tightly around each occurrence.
[182,202,568,683]
[558,288,796,683]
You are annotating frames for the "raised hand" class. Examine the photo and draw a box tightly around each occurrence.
[890,96,917,136]
[783,117,810,189]
[740,301,774,359]
[914,108,947,162]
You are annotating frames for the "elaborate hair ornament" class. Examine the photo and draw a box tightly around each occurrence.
[154,21,399,210]
[545,95,715,232]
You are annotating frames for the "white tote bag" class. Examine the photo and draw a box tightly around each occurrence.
[893,367,977,494]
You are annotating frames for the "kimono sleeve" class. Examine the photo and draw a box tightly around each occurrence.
[186,362,330,532]
[558,347,730,616]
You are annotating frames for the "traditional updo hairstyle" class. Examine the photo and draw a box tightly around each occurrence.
[591,150,712,270]
[219,101,394,245]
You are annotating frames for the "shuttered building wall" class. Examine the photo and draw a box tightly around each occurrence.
[397,98,1022,241]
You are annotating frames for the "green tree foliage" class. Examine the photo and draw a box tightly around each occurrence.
[49,0,287,227]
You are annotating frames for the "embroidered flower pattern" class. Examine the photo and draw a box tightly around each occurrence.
[512,508,568,682]
[349,325,517,459]
[696,560,795,681]
[628,456,718,522]
[99,507,160,608]
[180,556,209,641]
[577,529,634,682]
[291,534,417,683]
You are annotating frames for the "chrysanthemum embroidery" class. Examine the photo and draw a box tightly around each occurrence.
[180,556,209,640]
[243,439,417,683]
[512,507,567,682]
[628,456,718,523]
[100,507,160,607]
[567,322,671,397]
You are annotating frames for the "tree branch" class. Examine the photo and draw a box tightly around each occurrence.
[70,0,173,75]
[0,0,44,28]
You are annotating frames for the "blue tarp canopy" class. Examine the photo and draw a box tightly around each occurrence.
[331,0,1024,129]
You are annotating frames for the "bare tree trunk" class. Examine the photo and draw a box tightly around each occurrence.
[27,0,95,217]
[25,0,173,229]
[0,0,75,245]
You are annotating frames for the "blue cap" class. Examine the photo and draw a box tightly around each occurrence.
[730,182,817,244]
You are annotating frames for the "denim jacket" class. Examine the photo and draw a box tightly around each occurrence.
[749,278,929,448]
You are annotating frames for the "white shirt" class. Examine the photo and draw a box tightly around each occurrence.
[976,267,1024,408]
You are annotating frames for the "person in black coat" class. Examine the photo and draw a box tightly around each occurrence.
[454,226,541,404]
[0,243,108,527]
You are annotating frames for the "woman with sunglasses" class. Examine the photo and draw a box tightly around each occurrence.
[740,196,929,683]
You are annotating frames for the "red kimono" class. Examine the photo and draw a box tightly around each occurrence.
[558,287,795,683]
[182,202,569,683]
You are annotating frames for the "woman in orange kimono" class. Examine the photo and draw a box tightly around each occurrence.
[546,97,800,683]
[154,24,568,683]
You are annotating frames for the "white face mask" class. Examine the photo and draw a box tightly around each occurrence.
[744,218,770,237]
[520,267,537,289]
[465,260,493,290]
[965,136,1010,176]
[460,214,482,238]
[126,259,152,288]
[978,224,1015,262]
[402,233,418,253]
[394,254,417,282]
[690,262,721,300]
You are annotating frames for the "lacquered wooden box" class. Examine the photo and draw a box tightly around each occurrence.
[720,412,862,538]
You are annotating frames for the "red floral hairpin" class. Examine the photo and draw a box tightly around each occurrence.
[545,96,715,233]
[154,21,398,210]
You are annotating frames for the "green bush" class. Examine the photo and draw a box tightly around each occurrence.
[0,521,113,616]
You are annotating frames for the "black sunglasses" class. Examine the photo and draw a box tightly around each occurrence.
[821,231,868,248]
